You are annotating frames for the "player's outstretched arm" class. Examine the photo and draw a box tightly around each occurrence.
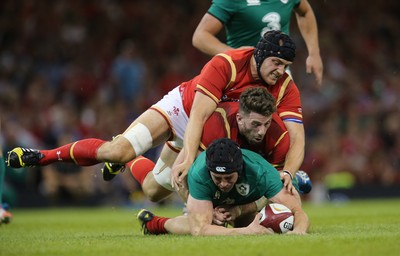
[269,188,309,234]
[187,195,272,236]
[282,121,305,182]
[192,13,232,56]
[172,93,217,189]
[295,0,323,86]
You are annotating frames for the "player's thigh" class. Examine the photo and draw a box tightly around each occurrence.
[124,108,171,146]
[99,109,171,162]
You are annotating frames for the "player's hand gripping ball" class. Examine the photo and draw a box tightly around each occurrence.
[259,203,294,233]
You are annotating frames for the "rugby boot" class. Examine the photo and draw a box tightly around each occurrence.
[101,162,125,181]
[295,170,312,194]
[137,209,154,235]
[6,147,44,168]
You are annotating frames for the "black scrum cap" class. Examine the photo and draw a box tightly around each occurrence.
[206,138,243,175]
[254,30,296,65]
[254,30,296,85]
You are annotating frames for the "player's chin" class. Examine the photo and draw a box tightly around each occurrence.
[219,186,234,193]
[249,138,263,145]
[267,73,280,84]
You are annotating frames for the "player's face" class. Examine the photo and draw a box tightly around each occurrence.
[210,172,239,192]
[237,112,272,145]
[259,57,292,85]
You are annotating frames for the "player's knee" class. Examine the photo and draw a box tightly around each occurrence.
[142,185,164,202]
[144,191,161,203]
[122,123,153,157]
[100,140,134,163]
[190,226,202,236]
[142,178,172,203]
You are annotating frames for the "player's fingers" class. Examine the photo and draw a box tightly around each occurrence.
[283,178,289,188]
[315,70,323,86]
[171,176,180,191]
[254,213,262,222]
[286,230,307,235]
[306,65,312,74]
[212,218,225,226]
[178,169,188,182]
[289,184,295,194]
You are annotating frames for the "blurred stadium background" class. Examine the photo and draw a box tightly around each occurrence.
[0,0,399,208]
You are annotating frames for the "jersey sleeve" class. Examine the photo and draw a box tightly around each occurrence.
[267,132,289,170]
[195,55,235,104]
[208,0,236,24]
[276,79,303,123]
[187,153,214,201]
[200,107,230,151]
[265,114,290,169]
[259,166,283,199]
[242,149,283,199]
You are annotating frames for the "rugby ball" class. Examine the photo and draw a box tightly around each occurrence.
[259,203,294,233]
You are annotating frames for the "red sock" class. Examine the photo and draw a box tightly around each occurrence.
[127,156,155,186]
[146,216,169,235]
[39,138,105,166]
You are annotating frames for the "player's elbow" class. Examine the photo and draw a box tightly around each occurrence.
[293,209,310,233]
[189,222,210,236]
[190,226,203,236]
[192,31,203,51]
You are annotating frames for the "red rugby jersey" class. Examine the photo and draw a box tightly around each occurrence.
[200,101,289,169]
[179,48,303,123]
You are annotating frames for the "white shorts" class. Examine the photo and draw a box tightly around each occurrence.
[151,87,187,190]
[151,86,189,142]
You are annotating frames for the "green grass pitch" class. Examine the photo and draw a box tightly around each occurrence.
[1,198,400,256]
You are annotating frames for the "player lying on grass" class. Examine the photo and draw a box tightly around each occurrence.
[137,138,309,236]
[5,31,306,199]
[126,87,311,205]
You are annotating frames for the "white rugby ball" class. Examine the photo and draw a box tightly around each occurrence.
[259,203,294,233]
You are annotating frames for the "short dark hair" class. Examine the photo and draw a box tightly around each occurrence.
[239,87,277,117]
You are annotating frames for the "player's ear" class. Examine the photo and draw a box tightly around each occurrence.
[236,113,243,124]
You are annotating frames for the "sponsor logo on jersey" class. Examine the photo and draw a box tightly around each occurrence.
[214,191,221,199]
[247,0,261,6]
[235,183,250,196]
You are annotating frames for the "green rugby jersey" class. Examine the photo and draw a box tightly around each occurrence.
[208,0,301,48]
[188,148,283,206]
